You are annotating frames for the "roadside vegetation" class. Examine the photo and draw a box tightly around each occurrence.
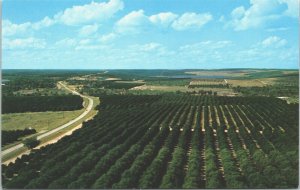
[23,138,40,149]
[2,129,37,146]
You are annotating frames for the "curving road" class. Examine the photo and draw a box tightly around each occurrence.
[2,81,94,160]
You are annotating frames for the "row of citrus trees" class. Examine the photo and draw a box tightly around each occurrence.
[2,94,298,188]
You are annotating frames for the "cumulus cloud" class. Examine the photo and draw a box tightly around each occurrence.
[180,41,233,51]
[99,33,118,42]
[266,27,289,32]
[115,10,151,34]
[171,12,213,31]
[55,0,124,25]
[149,12,178,27]
[75,44,109,51]
[2,20,32,36]
[79,24,99,36]
[3,0,123,37]
[228,0,299,31]
[115,10,212,34]
[32,17,56,30]
[231,6,246,19]
[279,0,299,18]
[130,43,164,52]
[54,38,78,48]
[3,37,46,49]
[3,17,56,37]
[261,36,287,48]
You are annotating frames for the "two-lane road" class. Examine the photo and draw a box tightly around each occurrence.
[2,81,94,160]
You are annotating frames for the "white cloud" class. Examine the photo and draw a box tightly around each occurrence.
[141,43,163,51]
[115,10,212,34]
[99,33,118,42]
[79,24,99,36]
[2,20,31,36]
[180,41,233,52]
[171,12,213,31]
[279,0,299,17]
[231,6,246,19]
[3,0,123,37]
[32,17,56,30]
[149,12,178,27]
[55,0,124,26]
[3,17,56,37]
[176,41,234,67]
[3,37,46,49]
[54,38,77,48]
[3,39,298,69]
[130,43,163,52]
[79,39,92,45]
[266,27,289,32]
[115,10,151,34]
[228,0,298,31]
[54,37,109,50]
[261,36,287,48]
[176,39,297,68]
[229,0,281,31]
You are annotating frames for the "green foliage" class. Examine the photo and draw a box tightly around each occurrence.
[233,85,299,97]
[2,94,299,189]
[2,128,36,146]
[146,78,191,86]
[23,137,40,149]
[233,74,299,97]
[2,95,83,113]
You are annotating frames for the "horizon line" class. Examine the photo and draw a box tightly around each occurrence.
[2,69,299,71]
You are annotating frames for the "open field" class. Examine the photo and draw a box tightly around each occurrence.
[2,110,83,132]
[226,79,266,87]
[189,79,226,86]
[183,69,276,78]
[115,80,145,83]
[130,84,235,96]
[185,70,249,77]
[131,85,187,91]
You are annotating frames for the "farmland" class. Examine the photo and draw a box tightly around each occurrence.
[3,0,299,188]
[1,69,299,189]
[2,110,83,132]
[2,94,298,188]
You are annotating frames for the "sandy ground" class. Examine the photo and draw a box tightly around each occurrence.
[2,123,84,165]
[105,78,121,81]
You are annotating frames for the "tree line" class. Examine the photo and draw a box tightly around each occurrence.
[2,95,83,114]
[2,128,36,146]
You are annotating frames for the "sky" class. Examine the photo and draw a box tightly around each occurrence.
[2,0,299,69]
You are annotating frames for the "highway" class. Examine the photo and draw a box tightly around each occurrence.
[1,81,94,161]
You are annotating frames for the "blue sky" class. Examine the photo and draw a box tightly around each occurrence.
[2,0,299,69]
